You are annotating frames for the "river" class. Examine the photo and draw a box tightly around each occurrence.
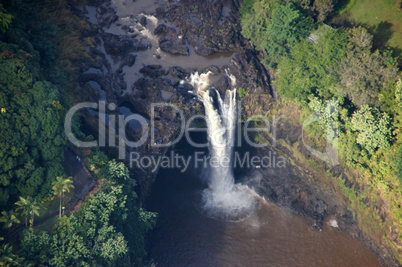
[146,143,381,266]
[96,1,383,265]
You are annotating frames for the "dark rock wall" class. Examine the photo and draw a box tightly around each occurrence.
[72,1,397,264]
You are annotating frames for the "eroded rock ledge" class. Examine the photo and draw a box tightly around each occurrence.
[72,0,398,265]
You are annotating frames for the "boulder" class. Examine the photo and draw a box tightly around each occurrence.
[140,65,165,78]
[159,37,189,56]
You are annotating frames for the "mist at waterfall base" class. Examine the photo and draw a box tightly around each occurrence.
[187,71,255,221]
[146,76,381,265]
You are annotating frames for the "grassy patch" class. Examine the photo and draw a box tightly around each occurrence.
[335,0,402,55]
[34,216,58,233]
[36,191,74,221]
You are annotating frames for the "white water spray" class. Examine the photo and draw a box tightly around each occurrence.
[187,71,255,220]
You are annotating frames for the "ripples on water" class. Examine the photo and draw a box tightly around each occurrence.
[147,167,381,266]
[94,2,382,266]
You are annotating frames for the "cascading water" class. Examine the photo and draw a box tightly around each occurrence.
[187,71,255,220]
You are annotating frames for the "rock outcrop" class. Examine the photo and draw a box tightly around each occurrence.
[72,0,396,265]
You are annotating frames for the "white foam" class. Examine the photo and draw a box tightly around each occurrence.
[142,14,159,27]
[186,71,255,220]
[328,219,339,228]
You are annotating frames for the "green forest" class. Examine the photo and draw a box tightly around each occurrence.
[0,0,401,265]
[0,0,156,265]
[241,0,402,261]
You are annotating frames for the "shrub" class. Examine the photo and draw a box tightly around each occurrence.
[351,105,392,152]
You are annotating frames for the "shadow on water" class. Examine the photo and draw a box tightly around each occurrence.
[146,132,227,265]
[145,128,381,266]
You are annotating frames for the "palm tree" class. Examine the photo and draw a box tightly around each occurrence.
[0,210,20,229]
[29,199,40,227]
[0,244,22,266]
[15,196,32,227]
[15,196,40,227]
[52,176,74,217]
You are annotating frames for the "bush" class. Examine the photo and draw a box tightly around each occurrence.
[308,97,340,143]
[396,79,402,109]
[238,87,247,98]
[393,146,402,182]
[351,105,392,152]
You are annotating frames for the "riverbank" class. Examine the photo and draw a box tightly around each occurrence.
[69,0,400,265]
[146,164,381,266]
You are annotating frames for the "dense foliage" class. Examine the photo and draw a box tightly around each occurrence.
[241,0,402,262]
[242,1,314,67]
[0,1,156,265]
[275,26,347,101]
[20,182,153,266]
[351,105,392,152]
[336,27,398,107]
[0,0,66,211]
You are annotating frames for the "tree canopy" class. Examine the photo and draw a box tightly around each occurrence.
[351,105,392,152]
[241,1,314,68]
[274,26,347,102]
[0,57,66,207]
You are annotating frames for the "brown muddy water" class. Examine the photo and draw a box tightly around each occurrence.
[103,1,381,266]
[105,0,235,94]
[147,166,381,266]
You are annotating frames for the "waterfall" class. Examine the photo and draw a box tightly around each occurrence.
[187,71,255,220]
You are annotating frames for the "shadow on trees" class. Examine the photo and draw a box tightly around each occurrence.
[333,0,352,14]
[369,21,394,50]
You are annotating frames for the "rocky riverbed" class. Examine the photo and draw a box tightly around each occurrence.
[71,0,398,265]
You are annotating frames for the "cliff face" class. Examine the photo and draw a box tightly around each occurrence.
[76,0,271,194]
[72,0,397,265]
